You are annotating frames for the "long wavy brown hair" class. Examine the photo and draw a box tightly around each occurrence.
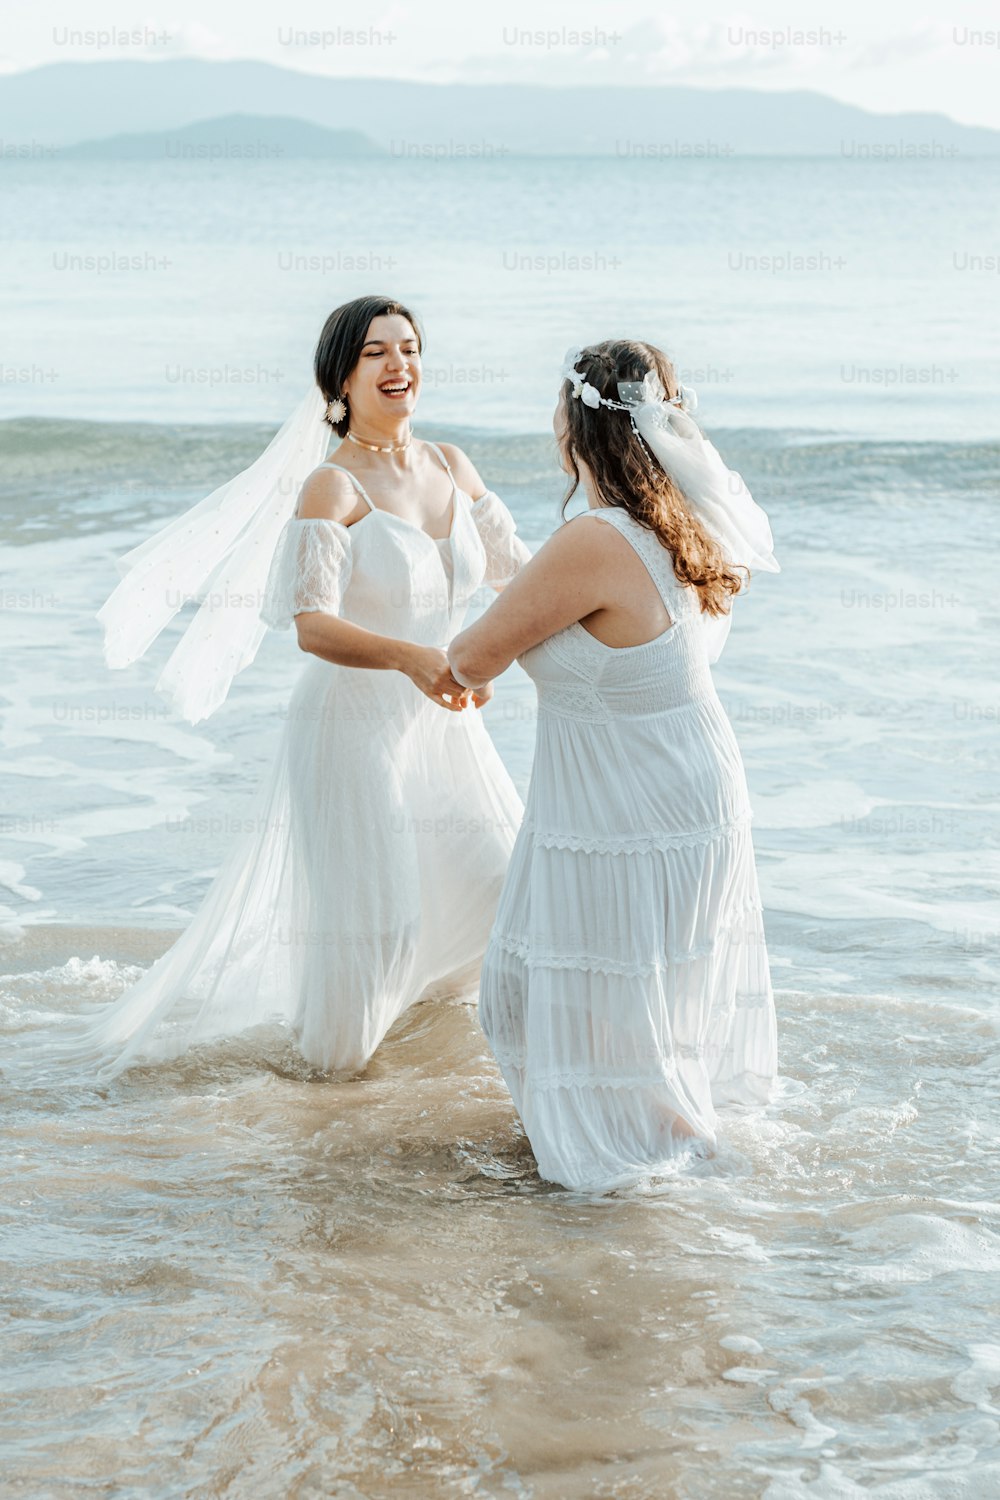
[560,339,745,616]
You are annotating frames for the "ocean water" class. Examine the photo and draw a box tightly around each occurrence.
[2,155,999,1495]
[1,154,999,436]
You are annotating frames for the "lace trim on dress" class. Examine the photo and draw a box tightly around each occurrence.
[530,631,610,722]
[528,813,752,855]
[487,903,766,976]
[470,491,531,588]
[540,629,589,678]
[534,680,610,724]
[261,517,352,629]
[535,605,713,723]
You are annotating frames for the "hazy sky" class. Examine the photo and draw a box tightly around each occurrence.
[5,2,1000,130]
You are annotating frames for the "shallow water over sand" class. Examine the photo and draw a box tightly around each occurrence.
[3,149,1000,1494]
[2,415,999,1492]
[3,930,999,1497]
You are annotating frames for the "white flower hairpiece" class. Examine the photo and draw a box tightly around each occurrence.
[560,346,698,415]
[561,349,603,408]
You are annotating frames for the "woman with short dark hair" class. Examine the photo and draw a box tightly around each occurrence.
[23,296,530,1082]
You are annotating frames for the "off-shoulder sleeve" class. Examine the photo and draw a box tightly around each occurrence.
[470,490,531,589]
[261,517,353,630]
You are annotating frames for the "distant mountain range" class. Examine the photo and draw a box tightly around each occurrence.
[57,113,381,160]
[2,59,998,158]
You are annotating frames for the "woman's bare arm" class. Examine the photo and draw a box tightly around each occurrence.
[448,515,612,688]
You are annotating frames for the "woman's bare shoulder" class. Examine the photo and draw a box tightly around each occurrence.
[296,465,365,524]
[434,442,487,501]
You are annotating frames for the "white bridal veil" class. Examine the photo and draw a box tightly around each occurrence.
[96,347,779,719]
[564,351,780,660]
[97,383,329,723]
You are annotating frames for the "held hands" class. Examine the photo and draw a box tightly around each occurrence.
[402,646,492,713]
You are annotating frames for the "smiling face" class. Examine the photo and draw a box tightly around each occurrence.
[341,313,421,431]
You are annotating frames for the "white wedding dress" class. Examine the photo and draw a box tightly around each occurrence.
[25,445,529,1080]
[478,506,778,1193]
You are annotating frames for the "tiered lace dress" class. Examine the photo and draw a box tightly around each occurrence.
[479,506,777,1193]
[22,444,530,1081]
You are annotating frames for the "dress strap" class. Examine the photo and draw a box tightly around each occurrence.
[424,441,459,497]
[586,507,692,620]
[316,462,376,512]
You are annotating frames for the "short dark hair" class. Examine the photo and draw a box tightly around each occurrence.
[314,295,424,435]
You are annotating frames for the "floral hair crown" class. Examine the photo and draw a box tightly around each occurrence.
[560,347,697,416]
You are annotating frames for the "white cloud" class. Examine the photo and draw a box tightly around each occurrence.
[156,22,232,60]
[432,17,963,88]
[849,22,951,70]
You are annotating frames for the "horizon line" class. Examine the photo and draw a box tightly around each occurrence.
[0,57,995,128]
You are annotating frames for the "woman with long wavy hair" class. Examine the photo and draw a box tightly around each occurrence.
[449,338,780,1192]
